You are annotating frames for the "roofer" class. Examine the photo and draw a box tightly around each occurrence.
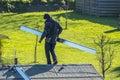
[39,14,62,64]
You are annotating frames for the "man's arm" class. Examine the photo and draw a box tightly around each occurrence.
[39,30,47,43]
[39,22,51,43]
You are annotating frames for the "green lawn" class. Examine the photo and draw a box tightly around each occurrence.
[0,10,120,80]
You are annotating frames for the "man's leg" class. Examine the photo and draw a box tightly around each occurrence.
[45,42,51,64]
[50,43,58,64]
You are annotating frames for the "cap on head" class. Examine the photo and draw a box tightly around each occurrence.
[44,14,50,19]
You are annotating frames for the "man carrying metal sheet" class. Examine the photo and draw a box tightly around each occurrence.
[39,14,63,64]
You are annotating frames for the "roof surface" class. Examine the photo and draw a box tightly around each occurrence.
[0,64,103,80]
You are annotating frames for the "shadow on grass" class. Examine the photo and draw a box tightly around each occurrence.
[0,13,18,17]
[0,13,36,31]
[104,29,120,33]
[0,10,118,31]
[111,66,120,78]
[109,41,120,45]
[53,11,118,28]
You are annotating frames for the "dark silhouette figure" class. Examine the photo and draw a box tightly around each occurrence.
[39,14,62,64]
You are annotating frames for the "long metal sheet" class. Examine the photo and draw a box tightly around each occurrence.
[20,26,96,54]
[15,66,30,80]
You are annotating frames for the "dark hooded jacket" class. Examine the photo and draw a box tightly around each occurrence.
[40,18,62,43]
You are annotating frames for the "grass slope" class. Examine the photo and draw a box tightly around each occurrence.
[0,11,120,80]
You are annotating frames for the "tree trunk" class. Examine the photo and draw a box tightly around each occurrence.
[0,47,2,62]
[0,40,2,62]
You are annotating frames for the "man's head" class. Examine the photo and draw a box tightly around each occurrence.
[44,14,50,19]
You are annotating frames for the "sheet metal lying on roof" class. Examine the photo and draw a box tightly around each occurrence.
[0,64,103,80]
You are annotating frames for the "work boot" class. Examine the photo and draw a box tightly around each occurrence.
[53,60,58,65]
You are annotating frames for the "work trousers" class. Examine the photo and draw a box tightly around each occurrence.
[45,42,57,64]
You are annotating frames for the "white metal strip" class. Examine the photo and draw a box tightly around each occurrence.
[20,26,96,54]
[63,41,96,54]
[15,66,30,80]
[20,26,42,36]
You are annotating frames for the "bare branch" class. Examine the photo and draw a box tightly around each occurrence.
[94,34,114,79]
